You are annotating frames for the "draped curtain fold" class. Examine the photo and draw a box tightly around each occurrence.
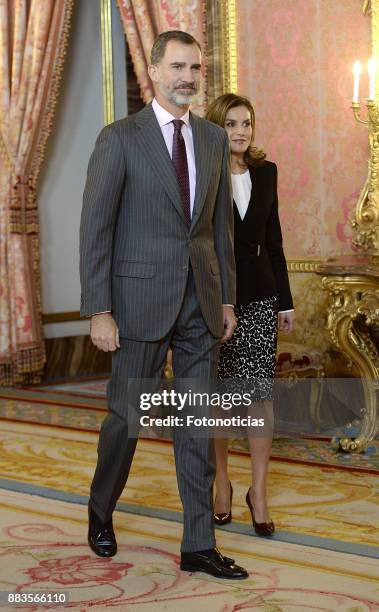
[0,0,74,385]
[117,0,207,114]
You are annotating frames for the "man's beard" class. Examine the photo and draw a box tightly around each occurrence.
[162,83,198,106]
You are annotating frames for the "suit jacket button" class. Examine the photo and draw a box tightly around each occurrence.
[182,265,189,271]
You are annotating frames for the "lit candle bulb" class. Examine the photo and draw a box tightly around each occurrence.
[353,60,362,103]
[368,57,377,100]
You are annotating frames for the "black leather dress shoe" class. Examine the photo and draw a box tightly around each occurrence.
[180,547,248,579]
[246,489,275,537]
[88,506,117,557]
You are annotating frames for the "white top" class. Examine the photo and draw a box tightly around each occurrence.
[231,170,252,220]
[152,97,196,215]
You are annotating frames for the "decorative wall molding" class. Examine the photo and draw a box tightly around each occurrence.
[220,0,237,95]
[287,258,325,273]
[43,311,81,324]
[100,0,114,125]
[206,0,237,102]
[350,0,379,253]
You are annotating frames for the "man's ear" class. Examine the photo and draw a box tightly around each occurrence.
[148,64,158,83]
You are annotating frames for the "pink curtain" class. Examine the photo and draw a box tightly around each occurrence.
[0,0,74,385]
[117,0,206,114]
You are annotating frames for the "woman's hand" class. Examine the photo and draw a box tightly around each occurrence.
[221,305,237,343]
[278,311,295,334]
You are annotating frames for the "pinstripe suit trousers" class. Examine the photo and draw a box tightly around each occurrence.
[89,270,220,552]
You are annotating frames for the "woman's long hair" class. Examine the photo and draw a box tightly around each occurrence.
[205,93,266,167]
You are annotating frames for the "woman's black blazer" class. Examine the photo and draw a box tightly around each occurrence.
[233,160,293,311]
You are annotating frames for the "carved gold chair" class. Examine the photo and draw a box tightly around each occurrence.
[276,341,325,432]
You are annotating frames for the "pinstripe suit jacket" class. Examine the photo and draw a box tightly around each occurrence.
[80,103,236,340]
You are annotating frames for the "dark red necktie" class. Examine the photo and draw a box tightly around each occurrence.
[172,119,191,224]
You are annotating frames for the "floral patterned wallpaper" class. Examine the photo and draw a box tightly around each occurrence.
[235,0,371,258]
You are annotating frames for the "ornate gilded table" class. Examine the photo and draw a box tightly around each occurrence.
[317,256,379,452]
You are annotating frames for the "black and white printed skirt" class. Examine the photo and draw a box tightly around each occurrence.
[218,295,278,401]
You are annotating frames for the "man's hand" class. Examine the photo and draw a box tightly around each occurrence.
[278,311,295,334]
[90,313,120,352]
[220,305,237,343]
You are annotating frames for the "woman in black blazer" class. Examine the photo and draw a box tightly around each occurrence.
[206,94,294,536]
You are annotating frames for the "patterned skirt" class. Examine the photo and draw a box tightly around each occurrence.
[218,296,278,401]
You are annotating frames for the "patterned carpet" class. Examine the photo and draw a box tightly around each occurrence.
[1,419,378,549]
[1,368,379,611]
[0,418,378,610]
[1,488,378,611]
[2,382,378,473]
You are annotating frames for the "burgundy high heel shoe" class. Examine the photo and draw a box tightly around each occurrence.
[246,488,275,536]
[214,482,233,526]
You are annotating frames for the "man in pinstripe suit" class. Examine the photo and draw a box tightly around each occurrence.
[80,30,248,579]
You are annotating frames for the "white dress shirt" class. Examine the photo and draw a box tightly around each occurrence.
[232,170,252,220]
[152,98,196,216]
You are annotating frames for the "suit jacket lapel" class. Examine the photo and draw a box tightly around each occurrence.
[190,112,212,230]
[135,103,187,225]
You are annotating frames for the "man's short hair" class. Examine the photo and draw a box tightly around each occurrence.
[150,30,201,65]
